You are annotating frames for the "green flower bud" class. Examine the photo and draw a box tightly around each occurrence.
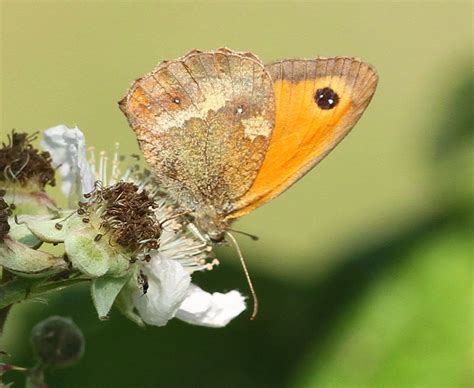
[31,316,85,367]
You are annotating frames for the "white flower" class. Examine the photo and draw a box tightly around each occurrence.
[132,257,190,326]
[132,227,246,327]
[41,125,95,204]
[176,284,247,328]
[40,124,246,328]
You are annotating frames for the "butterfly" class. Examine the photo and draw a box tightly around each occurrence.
[119,48,378,316]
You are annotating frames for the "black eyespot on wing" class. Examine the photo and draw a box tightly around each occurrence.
[314,87,339,110]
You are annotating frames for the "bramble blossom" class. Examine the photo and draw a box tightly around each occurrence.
[0,125,245,328]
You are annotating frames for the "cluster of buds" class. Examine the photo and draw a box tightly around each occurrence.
[0,126,245,328]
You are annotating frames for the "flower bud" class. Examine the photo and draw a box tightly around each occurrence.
[31,316,85,367]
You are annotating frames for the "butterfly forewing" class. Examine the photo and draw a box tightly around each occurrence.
[119,49,275,211]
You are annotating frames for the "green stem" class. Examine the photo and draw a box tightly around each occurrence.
[0,305,12,337]
[0,274,86,337]
[0,270,14,337]
[0,277,90,310]
[26,362,46,388]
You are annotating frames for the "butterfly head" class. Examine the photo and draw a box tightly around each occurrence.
[193,205,228,244]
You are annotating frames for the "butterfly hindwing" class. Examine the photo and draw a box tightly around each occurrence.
[228,57,378,219]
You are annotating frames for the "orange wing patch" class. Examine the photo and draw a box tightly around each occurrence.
[228,57,378,219]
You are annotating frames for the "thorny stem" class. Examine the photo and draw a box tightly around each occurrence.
[0,305,12,338]
[0,270,14,337]
[26,362,47,388]
[0,276,90,328]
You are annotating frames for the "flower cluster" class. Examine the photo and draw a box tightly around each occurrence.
[0,126,245,328]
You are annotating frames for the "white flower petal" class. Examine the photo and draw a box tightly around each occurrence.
[133,258,191,327]
[41,125,95,199]
[176,284,246,328]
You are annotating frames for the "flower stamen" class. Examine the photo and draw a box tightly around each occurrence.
[0,131,55,189]
[80,181,162,260]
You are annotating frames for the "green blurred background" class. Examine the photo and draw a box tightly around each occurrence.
[1,1,472,387]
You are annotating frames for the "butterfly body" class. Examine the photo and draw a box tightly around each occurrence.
[119,48,378,241]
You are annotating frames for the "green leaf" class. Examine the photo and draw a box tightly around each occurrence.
[294,226,472,387]
[91,273,132,320]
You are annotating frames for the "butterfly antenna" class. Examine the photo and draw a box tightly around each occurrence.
[228,228,259,241]
[226,232,259,320]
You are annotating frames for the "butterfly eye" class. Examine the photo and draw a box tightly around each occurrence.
[314,87,339,110]
[172,97,181,104]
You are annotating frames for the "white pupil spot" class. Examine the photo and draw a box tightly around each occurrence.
[237,106,244,114]
[328,98,334,104]
[173,97,181,104]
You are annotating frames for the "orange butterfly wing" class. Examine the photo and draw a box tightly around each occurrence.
[228,57,378,220]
